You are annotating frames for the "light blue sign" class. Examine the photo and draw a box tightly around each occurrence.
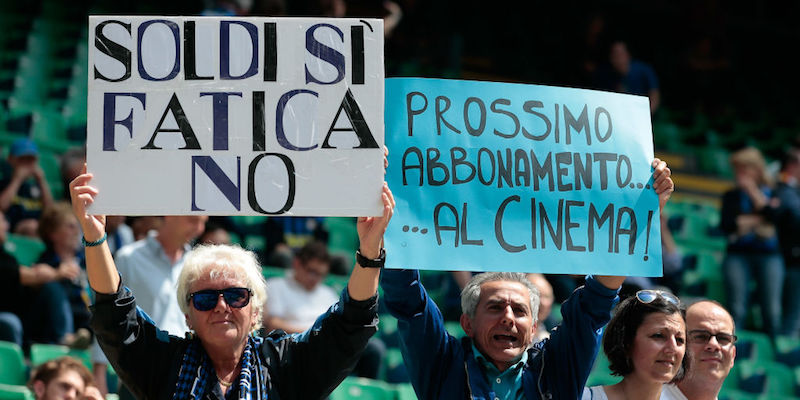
[385,78,662,276]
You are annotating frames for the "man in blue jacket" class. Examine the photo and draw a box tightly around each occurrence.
[380,159,673,400]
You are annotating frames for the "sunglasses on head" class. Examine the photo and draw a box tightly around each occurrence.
[689,329,737,346]
[189,287,252,312]
[635,290,681,307]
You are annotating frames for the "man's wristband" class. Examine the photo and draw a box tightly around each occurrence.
[82,233,107,247]
[356,248,385,268]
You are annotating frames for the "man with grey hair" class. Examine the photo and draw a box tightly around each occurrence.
[380,159,673,400]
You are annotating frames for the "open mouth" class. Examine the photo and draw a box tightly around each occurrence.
[493,334,519,346]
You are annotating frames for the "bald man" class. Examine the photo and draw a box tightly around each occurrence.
[662,300,736,400]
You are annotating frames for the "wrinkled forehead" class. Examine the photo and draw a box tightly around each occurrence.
[190,264,247,291]
[479,280,531,307]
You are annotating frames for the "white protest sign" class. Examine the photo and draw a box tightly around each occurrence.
[87,16,384,216]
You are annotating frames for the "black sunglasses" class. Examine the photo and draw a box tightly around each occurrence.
[688,329,737,347]
[189,287,252,312]
[635,290,681,307]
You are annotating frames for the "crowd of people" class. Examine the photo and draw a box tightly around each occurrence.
[0,2,793,400]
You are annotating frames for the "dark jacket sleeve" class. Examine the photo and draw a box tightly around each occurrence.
[266,287,378,400]
[537,275,619,399]
[380,268,461,400]
[90,283,185,400]
[719,190,740,235]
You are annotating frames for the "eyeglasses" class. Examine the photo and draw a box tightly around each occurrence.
[189,287,252,312]
[635,290,681,307]
[689,329,737,347]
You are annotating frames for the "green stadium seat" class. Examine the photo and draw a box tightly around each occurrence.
[735,330,775,364]
[37,149,64,198]
[329,377,395,400]
[395,383,417,400]
[775,336,800,367]
[29,343,92,371]
[586,350,620,387]
[261,266,285,281]
[243,235,265,254]
[443,321,464,339]
[324,273,348,293]
[718,389,759,400]
[733,360,793,395]
[383,347,408,383]
[3,234,46,267]
[324,217,358,268]
[0,341,27,385]
[0,383,34,400]
[377,314,399,348]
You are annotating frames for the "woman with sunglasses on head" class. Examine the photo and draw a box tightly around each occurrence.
[582,290,687,400]
[69,168,395,400]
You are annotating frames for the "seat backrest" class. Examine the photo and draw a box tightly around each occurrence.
[0,341,27,386]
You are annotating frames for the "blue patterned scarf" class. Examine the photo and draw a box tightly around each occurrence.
[173,335,268,400]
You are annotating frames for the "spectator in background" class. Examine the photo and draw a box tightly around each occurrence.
[28,356,103,400]
[0,138,54,237]
[593,40,660,114]
[202,0,252,15]
[198,220,233,246]
[720,147,783,338]
[527,273,555,341]
[762,148,800,337]
[59,146,85,200]
[583,291,686,400]
[0,212,75,348]
[662,300,736,400]
[37,202,91,348]
[91,215,207,397]
[264,240,386,379]
[126,216,162,241]
[263,216,335,269]
[104,216,134,257]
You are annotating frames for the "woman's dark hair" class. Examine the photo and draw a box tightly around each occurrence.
[603,293,688,382]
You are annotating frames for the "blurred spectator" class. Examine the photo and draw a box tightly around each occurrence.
[0,212,73,348]
[198,220,233,245]
[264,240,385,379]
[202,0,252,15]
[0,138,54,237]
[313,0,403,37]
[250,0,286,15]
[126,216,162,241]
[263,216,330,268]
[762,148,800,337]
[526,273,554,341]
[592,40,660,114]
[105,216,134,257]
[28,356,103,400]
[37,202,92,347]
[91,215,206,396]
[720,147,783,337]
[59,146,85,200]
[577,12,609,87]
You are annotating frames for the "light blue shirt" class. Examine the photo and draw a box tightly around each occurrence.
[115,232,191,336]
[472,343,528,400]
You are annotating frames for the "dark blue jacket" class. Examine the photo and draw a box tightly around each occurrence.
[380,269,619,400]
